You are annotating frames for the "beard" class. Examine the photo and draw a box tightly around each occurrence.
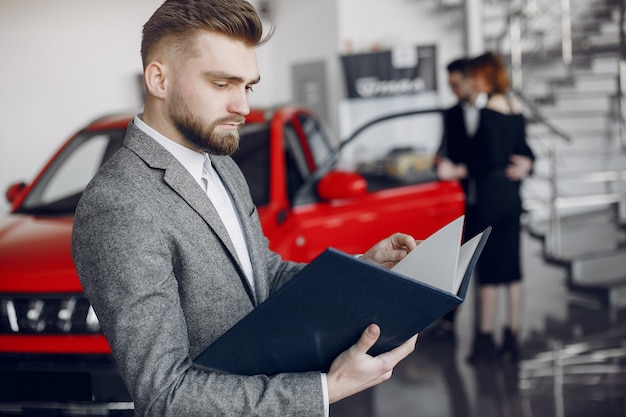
[169,91,245,156]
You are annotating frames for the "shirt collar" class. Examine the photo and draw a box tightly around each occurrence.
[474,92,488,109]
[134,114,209,187]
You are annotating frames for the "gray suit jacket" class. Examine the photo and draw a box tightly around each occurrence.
[72,122,324,416]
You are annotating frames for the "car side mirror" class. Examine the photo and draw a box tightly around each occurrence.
[5,182,26,204]
[317,170,367,201]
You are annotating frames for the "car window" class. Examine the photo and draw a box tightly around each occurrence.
[41,137,107,204]
[232,123,270,207]
[19,129,125,215]
[297,114,333,168]
[336,110,442,189]
[283,123,309,204]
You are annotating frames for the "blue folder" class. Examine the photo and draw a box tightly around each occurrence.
[195,226,490,376]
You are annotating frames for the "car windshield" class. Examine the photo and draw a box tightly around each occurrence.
[15,123,272,216]
[335,109,443,189]
[17,129,126,216]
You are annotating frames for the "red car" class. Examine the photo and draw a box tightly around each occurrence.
[0,106,463,413]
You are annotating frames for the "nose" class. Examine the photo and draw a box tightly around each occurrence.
[228,87,250,116]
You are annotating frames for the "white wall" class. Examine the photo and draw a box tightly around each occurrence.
[0,0,161,212]
[337,0,465,107]
[254,0,341,134]
[0,0,466,213]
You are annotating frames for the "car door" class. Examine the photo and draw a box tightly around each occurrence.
[276,109,465,262]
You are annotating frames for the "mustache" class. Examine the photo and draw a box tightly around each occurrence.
[215,115,246,126]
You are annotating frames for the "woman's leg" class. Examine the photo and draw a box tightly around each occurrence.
[499,281,523,362]
[468,284,499,363]
[479,284,498,333]
[506,281,523,332]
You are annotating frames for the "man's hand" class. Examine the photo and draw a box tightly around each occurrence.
[326,324,418,403]
[436,157,467,180]
[360,233,419,269]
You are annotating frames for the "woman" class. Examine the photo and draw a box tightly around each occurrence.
[437,52,534,363]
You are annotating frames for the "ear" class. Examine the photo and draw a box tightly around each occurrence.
[144,61,168,99]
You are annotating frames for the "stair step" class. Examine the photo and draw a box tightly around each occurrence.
[537,95,612,112]
[550,117,607,132]
[541,109,609,119]
[558,76,617,94]
[568,280,626,309]
[526,123,604,140]
[548,218,625,257]
[536,206,625,254]
[571,249,626,284]
[590,55,622,72]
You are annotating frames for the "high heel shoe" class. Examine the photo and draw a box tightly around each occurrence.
[467,332,497,364]
[498,327,520,362]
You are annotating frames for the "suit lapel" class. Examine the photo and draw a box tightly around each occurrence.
[453,105,469,139]
[211,155,267,303]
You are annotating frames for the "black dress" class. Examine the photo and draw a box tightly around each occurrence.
[441,106,534,285]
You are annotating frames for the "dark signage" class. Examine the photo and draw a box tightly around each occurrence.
[341,45,437,99]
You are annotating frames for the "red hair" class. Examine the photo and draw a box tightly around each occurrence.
[468,52,509,94]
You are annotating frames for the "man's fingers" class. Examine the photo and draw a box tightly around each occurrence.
[384,249,410,263]
[377,334,419,364]
[353,324,381,355]
[390,233,418,251]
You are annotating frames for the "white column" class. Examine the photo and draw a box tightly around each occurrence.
[464,0,484,55]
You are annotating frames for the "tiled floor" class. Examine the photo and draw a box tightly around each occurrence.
[331,230,626,417]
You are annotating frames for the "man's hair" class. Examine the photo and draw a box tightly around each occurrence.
[446,58,469,75]
[141,0,271,69]
[467,52,509,95]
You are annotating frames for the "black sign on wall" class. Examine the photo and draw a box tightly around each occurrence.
[341,45,437,99]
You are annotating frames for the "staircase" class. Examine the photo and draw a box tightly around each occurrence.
[520,325,626,416]
[483,0,626,309]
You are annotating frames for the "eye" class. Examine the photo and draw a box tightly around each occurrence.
[246,85,255,93]
[213,82,228,89]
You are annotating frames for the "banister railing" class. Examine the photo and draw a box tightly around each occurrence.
[504,0,575,94]
[619,0,626,150]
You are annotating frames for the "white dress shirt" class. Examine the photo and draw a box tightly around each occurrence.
[462,92,488,138]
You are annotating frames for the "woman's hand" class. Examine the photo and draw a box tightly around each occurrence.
[506,154,532,180]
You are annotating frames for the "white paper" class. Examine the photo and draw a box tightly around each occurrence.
[391,215,464,293]
[453,231,483,294]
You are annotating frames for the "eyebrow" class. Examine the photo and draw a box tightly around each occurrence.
[205,70,261,85]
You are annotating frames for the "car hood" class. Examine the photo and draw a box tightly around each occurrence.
[0,214,82,292]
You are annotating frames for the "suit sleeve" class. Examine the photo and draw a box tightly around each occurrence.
[72,172,324,417]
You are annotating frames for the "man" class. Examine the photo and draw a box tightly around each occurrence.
[438,57,486,170]
[72,1,418,416]
[433,57,486,339]
[446,58,472,105]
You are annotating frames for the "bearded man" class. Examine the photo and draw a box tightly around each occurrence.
[72,1,418,416]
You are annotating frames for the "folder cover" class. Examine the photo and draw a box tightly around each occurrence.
[195,218,491,376]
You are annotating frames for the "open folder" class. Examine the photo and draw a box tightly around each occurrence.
[195,215,491,376]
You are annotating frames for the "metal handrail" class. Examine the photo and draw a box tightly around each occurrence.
[504,0,574,92]
[619,0,626,150]
[517,91,571,143]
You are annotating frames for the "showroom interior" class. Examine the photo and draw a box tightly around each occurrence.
[0,0,625,416]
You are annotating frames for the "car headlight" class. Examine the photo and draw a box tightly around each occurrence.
[0,295,101,334]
